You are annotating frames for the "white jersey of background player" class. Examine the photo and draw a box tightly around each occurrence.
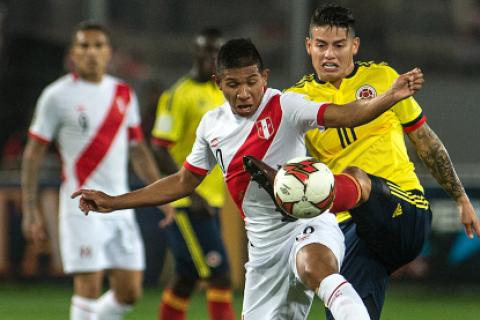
[22,21,170,320]
[72,39,423,320]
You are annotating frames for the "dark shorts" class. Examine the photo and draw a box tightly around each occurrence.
[165,207,230,280]
[326,175,432,320]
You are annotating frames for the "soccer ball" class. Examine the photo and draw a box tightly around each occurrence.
[273,157,335,219]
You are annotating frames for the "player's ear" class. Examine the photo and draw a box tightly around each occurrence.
[261,68,270,84]
[352,37,360,56]
[212,74,222,90]
[305,37,312,56]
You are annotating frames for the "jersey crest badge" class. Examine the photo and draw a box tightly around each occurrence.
[356,85,377,100]
[256,117,274,140]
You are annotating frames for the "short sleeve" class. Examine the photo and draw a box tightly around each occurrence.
[151,88,188,144]
[126,91,144,142]
[279,92,326,133]
[28,87,60,143]
[184,117,216,175]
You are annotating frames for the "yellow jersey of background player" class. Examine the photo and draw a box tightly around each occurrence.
[151,75,225,208]
[287,61,426,221]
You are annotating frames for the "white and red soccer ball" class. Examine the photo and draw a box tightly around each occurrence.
[273,157,335,219]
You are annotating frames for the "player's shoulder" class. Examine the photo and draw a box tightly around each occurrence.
[355,60,398,76]
[104,74,133,90]
[167,76,194,94]
[286,74,317,93]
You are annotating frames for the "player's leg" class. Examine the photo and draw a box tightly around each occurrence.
[294,213,370,320]
[344,167,432,273]
[95,269,143,320]
[95,215,145,320]
[71,271,104,320]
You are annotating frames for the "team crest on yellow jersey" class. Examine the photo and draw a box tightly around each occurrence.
[356,85,377,100]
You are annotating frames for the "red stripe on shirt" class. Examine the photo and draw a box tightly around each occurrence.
[317,103,330,127]
[225,94,283,218]
[151,137,174,147]
[403,115,426,133]
[183,161,209,176]
[128,126,144,142]
[74,83,131,188]
[28,131,51,144]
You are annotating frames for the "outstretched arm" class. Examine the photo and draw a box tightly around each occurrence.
[323,68,424,128]
[71,166,204,215]
[408,123,480,239]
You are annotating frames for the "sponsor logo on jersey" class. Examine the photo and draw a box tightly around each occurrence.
[355,85,377,100]
[256,117,274,140]
[210,137,220,148]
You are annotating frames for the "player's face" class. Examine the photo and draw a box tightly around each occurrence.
[215,64,269,118]
[70,30,112,82]
[306,25,359,88]
[195,35,223,78]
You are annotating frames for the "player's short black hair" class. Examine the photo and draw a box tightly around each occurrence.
[198,27,223,39]
[71,20,110,45]
[310,4,356,37]
[216,38,264,75]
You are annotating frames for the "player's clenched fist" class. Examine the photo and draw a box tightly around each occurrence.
[391,67,424,100]
[71,189,115,215]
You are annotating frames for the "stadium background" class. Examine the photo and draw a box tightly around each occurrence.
[0,0,479,319]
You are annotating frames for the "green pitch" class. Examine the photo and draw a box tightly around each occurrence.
[0,282,479,319]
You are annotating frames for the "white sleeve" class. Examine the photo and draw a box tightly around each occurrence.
[127,90,141,128]
[279,92,327,133]
[29,87,60,142]
[185,117,216,174]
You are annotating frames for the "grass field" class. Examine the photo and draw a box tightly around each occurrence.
[1,281,479,319]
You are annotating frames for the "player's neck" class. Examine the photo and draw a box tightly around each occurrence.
[189,68,212,83]
[77,73,105,83]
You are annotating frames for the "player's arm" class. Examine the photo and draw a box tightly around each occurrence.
[408,123,480,239]
[72,166,204,215]
[322,68,424,128]
[21,138,49,243]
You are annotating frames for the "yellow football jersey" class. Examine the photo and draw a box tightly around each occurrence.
[287,62,426,221]
[151,76,225,208]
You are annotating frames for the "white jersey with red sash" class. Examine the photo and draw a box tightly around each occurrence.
[185,88,333,253]
[29,74,143,218]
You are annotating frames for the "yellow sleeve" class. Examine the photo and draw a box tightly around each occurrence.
[151,87,189,143]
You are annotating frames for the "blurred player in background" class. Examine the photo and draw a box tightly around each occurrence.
[150,28,235,320]
[21,21,172,320]
[286,4,480,319]
[72,38,424,320]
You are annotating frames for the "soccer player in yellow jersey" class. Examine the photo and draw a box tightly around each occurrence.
[150,29,234,320]
[287,4,480,320]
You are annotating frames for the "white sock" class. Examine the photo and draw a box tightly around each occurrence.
[96,290,133,320]
[71,295,98,320]
[317,274,370,320]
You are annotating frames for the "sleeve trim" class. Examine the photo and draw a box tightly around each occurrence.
[317,103,330,127]
[128,126,144,142]
[183,161,208,176]
[151,137,174,147]
[403,114,426,133]
[28,131,51,144]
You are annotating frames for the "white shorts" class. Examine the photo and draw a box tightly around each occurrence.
[242,213,345,320]
[59,212,145,274]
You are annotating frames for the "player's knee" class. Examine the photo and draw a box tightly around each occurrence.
[171,275,197,298]
[208,272,232,289]
[115,286,143,305]
[343,166,371,203]
[297,244,338,291]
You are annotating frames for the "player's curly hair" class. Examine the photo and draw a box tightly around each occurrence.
[216,38,264,75]
[310,4,356,37]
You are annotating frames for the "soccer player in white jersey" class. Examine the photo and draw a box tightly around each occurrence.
[72,38,423,320]
[21,21,172,320]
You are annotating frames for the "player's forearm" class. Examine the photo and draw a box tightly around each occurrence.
[324,90,397,128]
[129,142,161,184]
[21,141,47,215]
[111,168,200,210]
[409,124,466,200]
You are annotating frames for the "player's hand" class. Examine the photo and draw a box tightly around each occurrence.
[71,189,115,215]
[190,192,216,217]
[391,68,424,100]
[158,203,175,228]
[21,207,47,244]
[456,195,480,239]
